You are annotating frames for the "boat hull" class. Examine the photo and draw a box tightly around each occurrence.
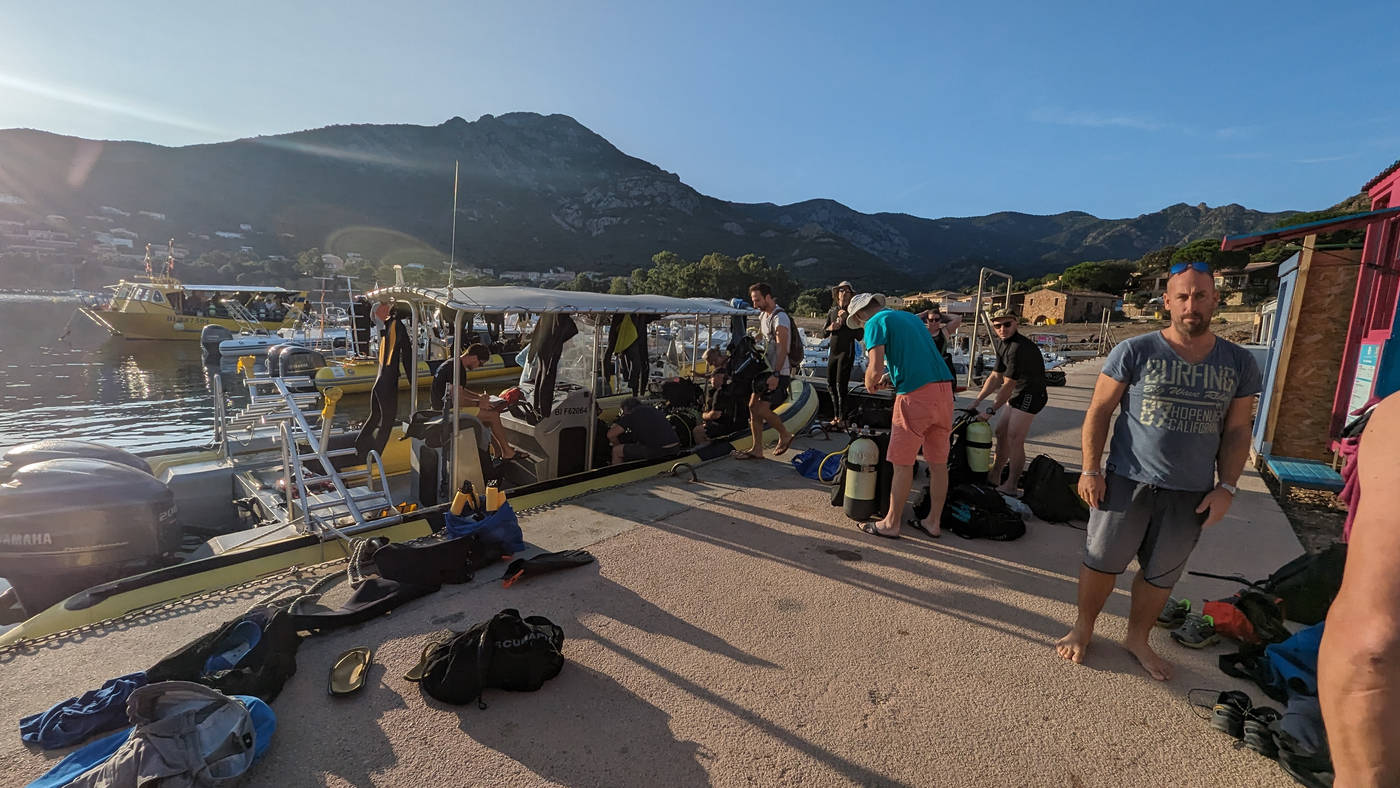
[0,379,817,647]
[80,308,289,341]
[313,357,521,394]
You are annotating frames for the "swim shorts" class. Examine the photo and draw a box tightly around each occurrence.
[886,381,954,466]
[1083,473,1209,588]
[1009,386,1048,415]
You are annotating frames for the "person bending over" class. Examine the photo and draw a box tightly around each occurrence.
[970,309,1047,494]
[609,397,681,465]
[1320,392,1400,787]
[847,293,954,539]
[431,343,515,461]
[1056,263,1260,680]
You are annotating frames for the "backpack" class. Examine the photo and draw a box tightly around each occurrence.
[413,609,565,709]
[773,309,804,368]
[1020,455,1089,523]
[1190,542,1347,625]
[146,606,303,702]
[942,483,1026,540]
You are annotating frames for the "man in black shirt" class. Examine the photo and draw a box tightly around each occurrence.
[823,281,862,427]
[608,397,681,464]
[431,343,515,461]
[694,348,748,445]
[970,309,1047,494]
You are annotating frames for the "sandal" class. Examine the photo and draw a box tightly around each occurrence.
[328,646,373,696]
[905,517,939,539]
[859,522,900,540]
[729,450,761,460]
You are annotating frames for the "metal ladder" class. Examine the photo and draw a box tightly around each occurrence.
[257,376,401,537]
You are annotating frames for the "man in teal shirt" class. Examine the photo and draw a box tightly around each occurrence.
[848,293,955,539]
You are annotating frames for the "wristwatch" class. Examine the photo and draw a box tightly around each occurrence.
[984,406,997,416]
[1218,481,1238,495]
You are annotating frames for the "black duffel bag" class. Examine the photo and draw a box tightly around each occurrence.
[411,609,565,708]
[373,531,506,586]
[942,482,1026,541]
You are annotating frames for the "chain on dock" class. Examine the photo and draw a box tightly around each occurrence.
[0,462,707,661]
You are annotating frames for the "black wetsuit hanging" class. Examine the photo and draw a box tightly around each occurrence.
[355,313,413,461]
[528,314,578,418]
[605,314,653,396]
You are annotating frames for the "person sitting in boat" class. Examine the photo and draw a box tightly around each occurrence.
[693,348,747,445]
[431,343,517,462]
[608,397,681,465]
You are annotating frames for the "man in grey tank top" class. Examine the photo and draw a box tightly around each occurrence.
[1055,263,1261,681]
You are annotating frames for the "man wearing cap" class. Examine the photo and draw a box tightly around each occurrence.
[1056,262,1260,680]
[847,293,955,539]
[823,281,861,427]
[970,309,1047,494]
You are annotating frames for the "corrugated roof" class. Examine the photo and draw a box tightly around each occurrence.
[1363,159,1400,192]
[1220,206,1400,251]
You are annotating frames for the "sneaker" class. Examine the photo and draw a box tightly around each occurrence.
[1209,690,1251,739]
[1171,612,1220,649]
[1156,597,1191,628]
[1243,706,1282,758]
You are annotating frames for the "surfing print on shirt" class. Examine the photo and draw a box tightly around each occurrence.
[1102,332,1262,492]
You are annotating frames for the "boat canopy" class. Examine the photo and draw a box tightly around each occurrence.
[368,285,755,317]
[174,284,302,294]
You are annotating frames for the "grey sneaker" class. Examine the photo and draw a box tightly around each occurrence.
[1171,612,1220,649]
[1156,596,1191,629]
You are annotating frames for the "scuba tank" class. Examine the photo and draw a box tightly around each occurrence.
[965,419,993,476]
[843,433,881,521]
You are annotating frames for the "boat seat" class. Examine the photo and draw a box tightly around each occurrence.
[1260,454,1344,495]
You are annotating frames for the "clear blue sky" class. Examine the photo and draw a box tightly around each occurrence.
[1,0,1395,220]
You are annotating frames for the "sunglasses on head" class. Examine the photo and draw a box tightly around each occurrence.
[1169,261,1211,276]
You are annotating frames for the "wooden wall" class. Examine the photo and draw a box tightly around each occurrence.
[1269,246,1360,461]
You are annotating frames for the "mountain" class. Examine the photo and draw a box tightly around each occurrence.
[0,113,1303,289]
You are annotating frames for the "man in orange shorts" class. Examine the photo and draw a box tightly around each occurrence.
[847,293,955,539]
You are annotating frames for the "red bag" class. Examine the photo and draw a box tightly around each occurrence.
[1203,600,1257,644]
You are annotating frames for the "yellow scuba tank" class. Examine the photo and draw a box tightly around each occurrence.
[965,419,993,475]
[843,434,880,521]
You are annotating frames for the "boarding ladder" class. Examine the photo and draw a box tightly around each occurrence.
[258,376,402,537]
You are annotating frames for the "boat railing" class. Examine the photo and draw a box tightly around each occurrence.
[264,377,401,537]
[218,297,268,333]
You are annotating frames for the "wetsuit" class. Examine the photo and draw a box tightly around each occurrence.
[824,306,862,421]
[355,318,413,461]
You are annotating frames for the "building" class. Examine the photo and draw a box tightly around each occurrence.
[1021,288,1119,324]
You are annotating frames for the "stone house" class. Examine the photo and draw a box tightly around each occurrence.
[1021,288,1118,324]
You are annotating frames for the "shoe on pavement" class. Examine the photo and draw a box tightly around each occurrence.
[1209,690,1251,739]
[1171,612,1220,649]
[1156,596,1191,629]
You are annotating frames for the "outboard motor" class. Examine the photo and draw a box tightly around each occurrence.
[0,439,151,483]
[0,457,179,618]
[276,345,326,380]
[200,324,233,357]
[264,343,292,377]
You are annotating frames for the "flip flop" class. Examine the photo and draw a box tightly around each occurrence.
[859,522,901,540]
[772,439,793,455]
[905,517,940,539]
[328,646,373,696]
[729,450,761,460]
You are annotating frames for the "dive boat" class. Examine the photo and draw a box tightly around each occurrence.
[0,286,817,646]
[76,243,307,341]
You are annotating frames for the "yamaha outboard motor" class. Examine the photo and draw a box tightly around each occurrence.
[275,345,326,391]
[0,439,151,483]
[0,446,179,618]
[200,324,233,357]
[264,343,292,377]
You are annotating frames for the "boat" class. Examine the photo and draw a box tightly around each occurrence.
[75,243,308,341]
[0,286,817,646]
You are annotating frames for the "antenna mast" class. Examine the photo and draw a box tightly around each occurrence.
[447,159,459,291]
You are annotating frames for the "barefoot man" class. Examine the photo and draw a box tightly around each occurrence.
[1055,262,1260,680]
[740,282,795,458]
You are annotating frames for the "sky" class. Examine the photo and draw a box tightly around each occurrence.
[1,0,1397,220]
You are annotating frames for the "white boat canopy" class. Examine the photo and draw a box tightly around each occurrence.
[174,284,302,294]
[367,285,755,317]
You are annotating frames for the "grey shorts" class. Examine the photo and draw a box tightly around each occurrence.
[1084,473,1208,588]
